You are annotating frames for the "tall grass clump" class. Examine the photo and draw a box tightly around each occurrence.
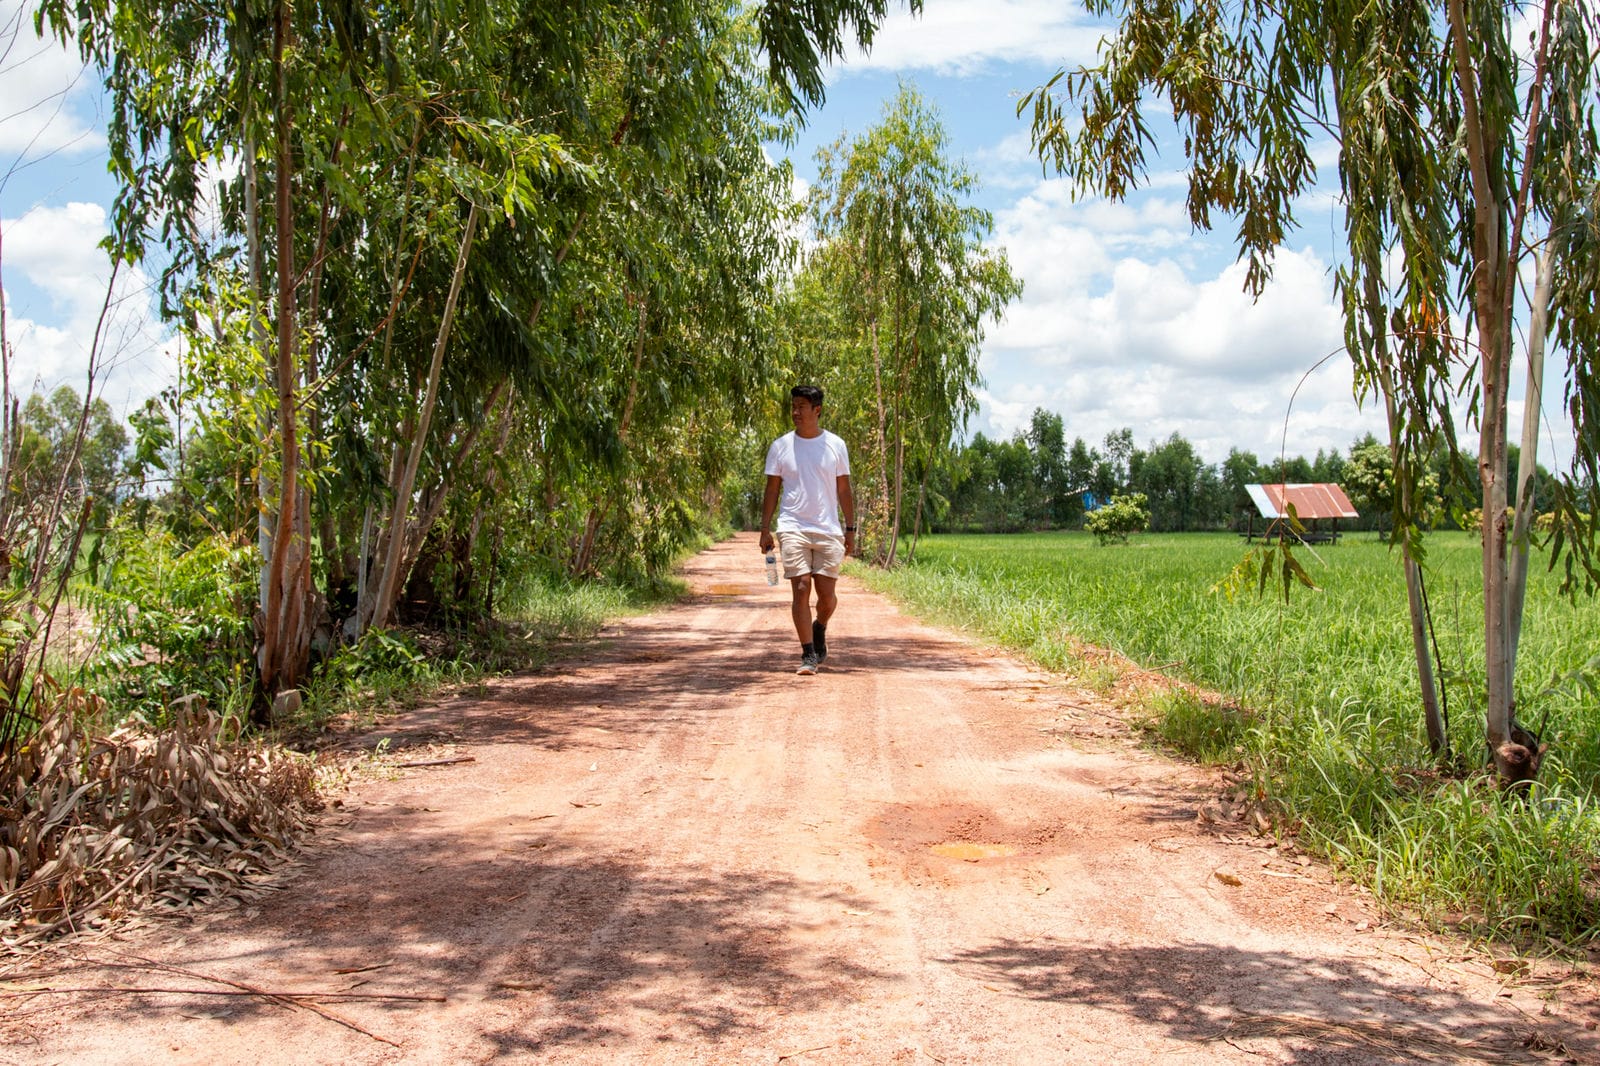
[858,531,1600,944]
[1140,690,1252,764]
[496,569,672,638]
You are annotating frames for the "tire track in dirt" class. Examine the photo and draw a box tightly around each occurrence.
[3,534,1593,1065]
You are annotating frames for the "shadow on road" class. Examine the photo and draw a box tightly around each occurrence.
[944,938,1538,1063]
[56,830,888,1054]
[369,617,1003,758]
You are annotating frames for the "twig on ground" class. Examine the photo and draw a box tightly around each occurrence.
[1220,1032,1265,1056]
[94,949,402,1047]
[0,986,443,1002]
[395,756,476,768]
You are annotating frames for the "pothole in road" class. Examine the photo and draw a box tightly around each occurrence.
[866,801,1069,861]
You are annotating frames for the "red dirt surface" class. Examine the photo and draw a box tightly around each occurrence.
[3,533,1595,1064]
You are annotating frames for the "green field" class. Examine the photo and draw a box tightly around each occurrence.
[856,531,1600,942]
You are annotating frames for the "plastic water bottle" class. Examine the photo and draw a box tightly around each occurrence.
[764,552,779,585]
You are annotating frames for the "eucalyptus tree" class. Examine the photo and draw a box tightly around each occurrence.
[809,85,1021,566]
[34,0,543,693]
[403,6,794,596]
[1025,0,1600,779]
[1028,408,1071,527]
[11,387,127,509]
[37,0,917,702]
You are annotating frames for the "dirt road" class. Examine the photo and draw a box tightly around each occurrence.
[4,534,1593,1064]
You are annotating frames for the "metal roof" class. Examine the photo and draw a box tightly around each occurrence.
[1245,483,1360,520]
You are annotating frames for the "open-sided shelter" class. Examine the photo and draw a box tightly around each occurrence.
[1242,483,1359,543]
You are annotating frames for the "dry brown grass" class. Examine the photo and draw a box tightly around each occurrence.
[1,688,321,951]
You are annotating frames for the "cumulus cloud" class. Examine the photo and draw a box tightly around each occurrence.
[0,0,104,158]
[3,200,173,415]
[971,174,1391,464]
[840,0,1107,76]
[971,129,1047,192]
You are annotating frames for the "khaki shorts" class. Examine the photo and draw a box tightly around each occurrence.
[778,530,845,579]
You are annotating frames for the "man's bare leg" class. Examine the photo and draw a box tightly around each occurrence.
[811,575,837,662]
[812,575,837,626]
[790,573,815,642]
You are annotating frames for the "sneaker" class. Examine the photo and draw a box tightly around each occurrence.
[796,650,819,676]
[812,621,828,662]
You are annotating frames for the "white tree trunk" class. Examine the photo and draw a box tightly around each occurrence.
[366,202,479,630]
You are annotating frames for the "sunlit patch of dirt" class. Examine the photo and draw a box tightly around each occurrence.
[929,842,1016,861]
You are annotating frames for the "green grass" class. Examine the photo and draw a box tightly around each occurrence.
[856,530,1600,944]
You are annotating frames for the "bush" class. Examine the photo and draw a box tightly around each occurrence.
[1084,492,1151,545]
[80,519,255,725]
[1460,507,1564,539]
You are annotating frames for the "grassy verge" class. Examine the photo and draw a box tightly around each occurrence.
[855,531,1600,946]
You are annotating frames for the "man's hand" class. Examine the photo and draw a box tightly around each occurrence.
[844,531,857,557]
[759,531,774,554]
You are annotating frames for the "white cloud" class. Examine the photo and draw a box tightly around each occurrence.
[971,128,1047,191]
[840,0,1108,76]
[971,175,1391,463]
[0,0,103,158]
[3,200,173,414]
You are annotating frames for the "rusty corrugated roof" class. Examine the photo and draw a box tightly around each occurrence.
[1245,483,1360,520]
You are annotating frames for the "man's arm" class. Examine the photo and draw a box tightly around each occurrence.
[759,475,782,553]
[837,474,856,555]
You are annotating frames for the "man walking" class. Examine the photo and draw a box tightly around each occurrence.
[759,385,855,675]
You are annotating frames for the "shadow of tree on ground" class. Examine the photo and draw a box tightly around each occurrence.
[944,938,1544,1064]
[44,833,887,1057]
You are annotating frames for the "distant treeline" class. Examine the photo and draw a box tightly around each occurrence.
[924,409,1560,535]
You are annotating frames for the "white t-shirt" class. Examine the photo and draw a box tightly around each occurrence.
[764,430,851,535]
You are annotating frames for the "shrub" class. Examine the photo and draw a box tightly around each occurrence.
[80,519,255,724]
[1084,492,1151,545]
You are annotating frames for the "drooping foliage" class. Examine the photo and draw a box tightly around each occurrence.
[1023,0,1600,776]
[26,0,900,714]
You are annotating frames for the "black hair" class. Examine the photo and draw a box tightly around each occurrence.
[791,384,824,407]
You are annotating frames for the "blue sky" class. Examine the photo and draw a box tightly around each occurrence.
[785,2,1573,474]
[1,0,1572,473]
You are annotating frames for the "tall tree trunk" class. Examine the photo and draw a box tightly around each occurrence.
[1507,239,1555,681]
[404,381,510,578]
[365,201,480,631]
[259,0,313,699]
[475,401,518,615]
[305,110,349,592]
[1447,0,1515,771]
[868,302,890,563]
[907,465,928,564]
[883,291,909,568]
[1362,269,1448,758]
[1403,554,1446,756]
[886,408,906,568]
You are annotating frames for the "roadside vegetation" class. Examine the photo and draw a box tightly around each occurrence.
[4,0,1011,948]
[0,0,935,946]
[857,531,1600,946]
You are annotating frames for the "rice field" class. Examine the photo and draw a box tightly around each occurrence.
[855,531,1600,942]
